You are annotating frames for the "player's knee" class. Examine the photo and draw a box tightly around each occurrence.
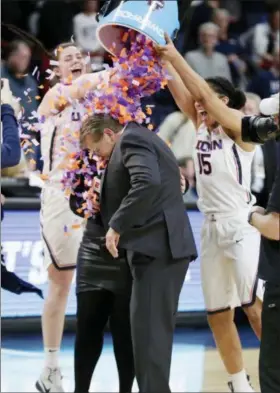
[207,310,233,331]
[243,302,262,325]
[47,265,73,299]
[52,280,72,299]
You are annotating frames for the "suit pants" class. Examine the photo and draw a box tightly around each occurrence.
[126,251,189,393]
[259,282,280,393]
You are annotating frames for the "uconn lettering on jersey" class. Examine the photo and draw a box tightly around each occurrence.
[195,139,223,152]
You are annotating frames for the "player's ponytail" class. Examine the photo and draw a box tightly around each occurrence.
[206,77,246,110]
[232,89,247,110]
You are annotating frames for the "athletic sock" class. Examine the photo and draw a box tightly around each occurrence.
[229,370,254,392]
[44,347,60,369]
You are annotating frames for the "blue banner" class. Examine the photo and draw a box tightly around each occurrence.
[1,209,205,317]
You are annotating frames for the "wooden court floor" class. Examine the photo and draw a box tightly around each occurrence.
[201,348,260,392]
[1,329,260,392]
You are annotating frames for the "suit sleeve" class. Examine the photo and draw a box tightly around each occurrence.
[1,104,21,169]
[109,132,161,234]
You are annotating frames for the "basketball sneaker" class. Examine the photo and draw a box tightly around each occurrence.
[35,367,64,392]
[228,375,255,392]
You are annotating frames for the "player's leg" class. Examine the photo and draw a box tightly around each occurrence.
[36,265,74,393]
[37,194,83,392]
[243,297,262,339]
[232,229,263,340]
[220,223,261,392]
[203,275,247,389]
[201,220,252,392]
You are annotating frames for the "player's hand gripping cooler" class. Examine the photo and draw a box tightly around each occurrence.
[96,0,179,56]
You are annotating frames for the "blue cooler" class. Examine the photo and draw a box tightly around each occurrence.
[96,0,179,56]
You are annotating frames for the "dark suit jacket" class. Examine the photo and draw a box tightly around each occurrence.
[99,123,197,261]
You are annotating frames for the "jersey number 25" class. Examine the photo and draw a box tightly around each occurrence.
[198,153,212,175]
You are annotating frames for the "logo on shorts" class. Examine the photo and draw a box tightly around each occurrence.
[268,303,276,308]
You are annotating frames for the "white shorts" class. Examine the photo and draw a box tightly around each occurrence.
[200,212,264,313]
[40,187,84,270]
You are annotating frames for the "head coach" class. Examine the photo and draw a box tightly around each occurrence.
[248,92,279,393]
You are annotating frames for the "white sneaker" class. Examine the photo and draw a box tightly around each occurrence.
[35,368,64,392]
[228,375,255,392]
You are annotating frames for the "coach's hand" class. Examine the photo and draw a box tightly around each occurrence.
[180,171,188,194]
[106,227,120,258]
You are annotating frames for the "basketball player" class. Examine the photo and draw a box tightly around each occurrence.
[157,35,262,392]
[37,43,111,393]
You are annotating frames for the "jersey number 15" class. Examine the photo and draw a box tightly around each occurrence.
[198,153,212,175]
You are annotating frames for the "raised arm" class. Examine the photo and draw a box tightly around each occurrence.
[38,70,111,118]
[157,36,244,140]
[164,62,197,126]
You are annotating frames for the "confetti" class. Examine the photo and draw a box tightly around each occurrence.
[84,56,91,65]
[61,30,168,214]
[46,69,56,80]
[50,60,59,66]
[61,150,103,218]
[32,66,38,76]
[72,224,81,229]
[22,29,169,219]
[40,174,49,181]
[31,138,40,146]
[82,29,168,126]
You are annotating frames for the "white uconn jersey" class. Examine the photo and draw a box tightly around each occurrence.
[193,124,256,214]
[41,104,85,187]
